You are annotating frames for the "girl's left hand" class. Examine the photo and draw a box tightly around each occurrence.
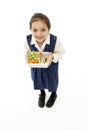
[48,52,54,66]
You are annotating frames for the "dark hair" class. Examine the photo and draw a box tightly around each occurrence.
[29,13,51,29]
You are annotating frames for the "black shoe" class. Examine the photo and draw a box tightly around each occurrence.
[46,94,57,108]
[38,93,46,108]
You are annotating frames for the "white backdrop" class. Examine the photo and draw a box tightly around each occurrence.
[0,0,87,130]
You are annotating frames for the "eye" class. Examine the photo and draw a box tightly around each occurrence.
[41,29,46,31]
[33,29,37,32]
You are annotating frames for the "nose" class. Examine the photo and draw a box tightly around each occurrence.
[37,31,41,36]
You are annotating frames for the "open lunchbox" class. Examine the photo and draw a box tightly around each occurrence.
[26,51,50,68]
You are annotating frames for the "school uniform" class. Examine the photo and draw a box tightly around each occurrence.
[26,33,65,92]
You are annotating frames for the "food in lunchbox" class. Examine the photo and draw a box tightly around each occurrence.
[27,51,49,64]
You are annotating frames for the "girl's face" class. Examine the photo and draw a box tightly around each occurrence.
[30,20,50,44]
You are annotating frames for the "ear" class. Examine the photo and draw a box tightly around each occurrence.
[48,28,50,32]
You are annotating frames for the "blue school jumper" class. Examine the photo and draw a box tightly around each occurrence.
[27,34,59,92]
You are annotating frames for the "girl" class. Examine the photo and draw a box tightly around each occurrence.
[25,13,65,108]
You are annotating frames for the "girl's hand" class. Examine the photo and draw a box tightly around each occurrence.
[25,51,30,61]
[48,52,54,66]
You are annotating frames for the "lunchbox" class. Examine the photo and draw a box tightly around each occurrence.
[26,51,50,68]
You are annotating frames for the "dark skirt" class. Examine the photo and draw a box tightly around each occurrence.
[31,62,59,92]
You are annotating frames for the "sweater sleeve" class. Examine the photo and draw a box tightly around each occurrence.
[24,42,31,52]
[52,39,65,62]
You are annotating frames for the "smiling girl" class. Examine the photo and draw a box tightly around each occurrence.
[25,13,65,108]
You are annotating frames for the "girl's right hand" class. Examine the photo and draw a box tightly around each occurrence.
[25,51,30,61]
